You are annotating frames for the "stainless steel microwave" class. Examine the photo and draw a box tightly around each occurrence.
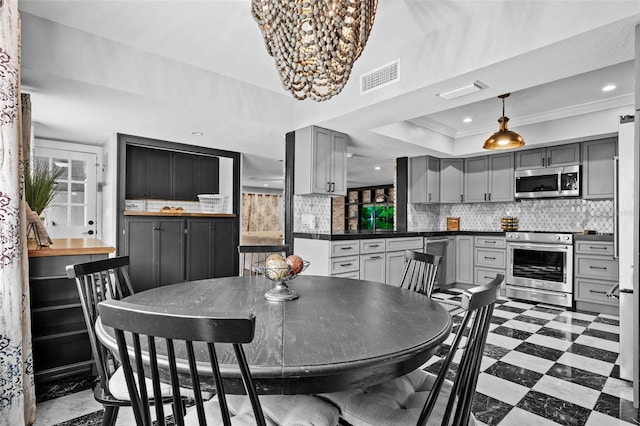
[514,165,580,199]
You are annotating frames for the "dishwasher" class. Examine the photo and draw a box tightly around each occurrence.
[424,237,449,289]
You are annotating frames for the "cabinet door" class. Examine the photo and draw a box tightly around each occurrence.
[125,217,157,292]
[455,236,474,284]
[186,219,215,281]
[515,148,546,170]
[211,218,238,278]
[408,156,427,203]
[311,127,332,194]
[488,152,514,202]
[385,251,407,286]
[427,157,440,203]
[582,138,617,199]
[464,157,488,203]
[125,145,147,199]
[172,152,198,201]
[196,156,220,197]
[157,219,185,286]
[445,236,456,285]
[360,254,385,283]
[548,143,580,167]
[145,149,172,199]
[330,131,348,196]
[440,159,464,203]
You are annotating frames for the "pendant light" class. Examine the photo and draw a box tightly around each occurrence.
[483,93,525,150]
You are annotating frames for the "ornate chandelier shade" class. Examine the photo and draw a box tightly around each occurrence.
[251,0,378,102]
[483,93,525,150]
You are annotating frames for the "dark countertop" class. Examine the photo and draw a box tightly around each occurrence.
[573,233,614,242]
[293,230,506,241]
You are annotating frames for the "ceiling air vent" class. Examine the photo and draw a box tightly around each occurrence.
[361,60,400,94]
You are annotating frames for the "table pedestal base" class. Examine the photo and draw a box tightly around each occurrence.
[264,282,298,302]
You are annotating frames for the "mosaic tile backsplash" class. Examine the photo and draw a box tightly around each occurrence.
[294,195,332,233]
[408,199,614,233]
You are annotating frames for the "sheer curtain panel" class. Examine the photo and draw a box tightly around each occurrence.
[0,0,37,424]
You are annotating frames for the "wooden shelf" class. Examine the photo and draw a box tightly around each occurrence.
[32,298,83,312]
[33,322,88,341]
[336,184,395,232]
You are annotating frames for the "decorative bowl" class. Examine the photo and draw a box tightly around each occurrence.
[253,260,310,302]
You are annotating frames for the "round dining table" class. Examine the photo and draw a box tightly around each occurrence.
[95,274,452,395]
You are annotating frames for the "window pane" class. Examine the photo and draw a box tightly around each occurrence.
[70,206,85,226]
[52,158,69,179]
[71,160,87,181]
[71,183,85,203]
[45,205,68,227]
[34,157,48,170]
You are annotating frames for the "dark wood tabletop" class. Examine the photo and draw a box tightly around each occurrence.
[95,275,452,395]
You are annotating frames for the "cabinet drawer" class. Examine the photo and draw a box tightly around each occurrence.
[575,241,614,256]
[475,267,505,285]
[474,236,506,248]
[575,278,618,306]
[330,255,359,274]
[575,256,618,281]
[360,239,385,254]
[385,237,423,252]
[331,241,359,257]
[332,271,360,279]
[474,248,506,269]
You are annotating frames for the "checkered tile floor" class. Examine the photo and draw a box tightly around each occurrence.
[431,288,640,426]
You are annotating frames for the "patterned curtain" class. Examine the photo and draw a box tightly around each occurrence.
[0,0,37,424]
[242,193,282,232]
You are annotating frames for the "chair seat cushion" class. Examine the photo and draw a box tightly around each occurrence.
[183,394,339,426]
[320,369,476,426]
[108,366,212,401]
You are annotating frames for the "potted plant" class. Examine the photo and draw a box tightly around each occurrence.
[24,162,64,216]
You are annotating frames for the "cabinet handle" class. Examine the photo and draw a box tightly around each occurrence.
[589,246,608,250]
[548,157,551,167]
[484,276,494,279]
[331,182,335,192]
[209,226,215,231]
[340,263,353,267]
[484,256,496,260]
[488,193,492,201]
[369,244,379,248]
[542,158,545,167]
[326,182,331,192]
[589,289,607,295]
[484,193,487,201]
[369,256,382,260]
[460,194,463,202]
[340,246,353,250]
[153,227,160,231]
[428,193,431,202]
[589,265,607,270]
[485,240,496,244]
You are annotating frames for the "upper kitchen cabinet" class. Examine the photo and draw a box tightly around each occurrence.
[465,153,514,203]
[582,137,617,199]
[126,145,220,201]
[295,125,347,196]
[126,145,172,200]
[515,143,580,170]
[408,155,440,203]
[440,159,464,203]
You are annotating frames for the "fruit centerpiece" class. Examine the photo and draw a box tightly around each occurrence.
[254,254,309,302]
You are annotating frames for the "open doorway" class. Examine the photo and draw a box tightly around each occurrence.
[241,192,284,245]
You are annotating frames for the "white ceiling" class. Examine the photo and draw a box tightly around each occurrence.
[18,1,640,189]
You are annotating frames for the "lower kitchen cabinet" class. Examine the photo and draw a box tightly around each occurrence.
[574,240,618,314]
[445,236,456,285]
[29,251,110,383]
[455,235,474,284]
[359,239,386,283]
[385,237,423,286]
[124,216,237,291]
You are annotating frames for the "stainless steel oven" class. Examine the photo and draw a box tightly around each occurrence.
[506,232,573,307]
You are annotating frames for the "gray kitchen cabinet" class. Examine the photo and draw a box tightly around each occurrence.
[464,153,514,202]
[186,218,237,281]
[408,155,440,203]
[125,145,172,200]
[295,125,348,196]
[515,143,580,170]
[445,236,456,285]
[360,253,386,283]
[574,240,618,314]
[455,235,474,284]
[125,217,185,292]
[172,153,220,201]
[440,159,464,203]
[582,137,617,199]
[385,237,423,286]
[474,235,507,294]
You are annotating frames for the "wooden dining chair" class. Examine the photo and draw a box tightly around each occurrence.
[321,274,504,426]
[66,256,175,426]
[238,244,291,276]
[97,299,340,426]
[399,250,443,298]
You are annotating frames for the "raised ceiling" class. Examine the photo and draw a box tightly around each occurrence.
[18,1,640,189]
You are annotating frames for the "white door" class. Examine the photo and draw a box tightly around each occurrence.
[34,148,98,239]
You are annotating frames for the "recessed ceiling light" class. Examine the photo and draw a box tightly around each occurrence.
[463,117,473,123]
[374,166,381,171]
[346,152,354,158]
[191,131,204,136]
[602,84,616,92]
[263,183,268,187]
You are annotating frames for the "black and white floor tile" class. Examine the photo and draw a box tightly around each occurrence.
[35,289,640,426]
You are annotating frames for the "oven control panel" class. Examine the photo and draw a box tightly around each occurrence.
[506,232,573,244]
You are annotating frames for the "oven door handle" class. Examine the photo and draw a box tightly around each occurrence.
[508,243,571,251]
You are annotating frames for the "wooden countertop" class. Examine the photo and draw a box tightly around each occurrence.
[28,238,116,257]
[124,210,236,218]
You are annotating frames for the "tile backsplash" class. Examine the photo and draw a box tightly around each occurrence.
[294,195,332,233]
[408,199,614,233]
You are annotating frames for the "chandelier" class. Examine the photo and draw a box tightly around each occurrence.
[251,0,378,102]
[483,93,525,150]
